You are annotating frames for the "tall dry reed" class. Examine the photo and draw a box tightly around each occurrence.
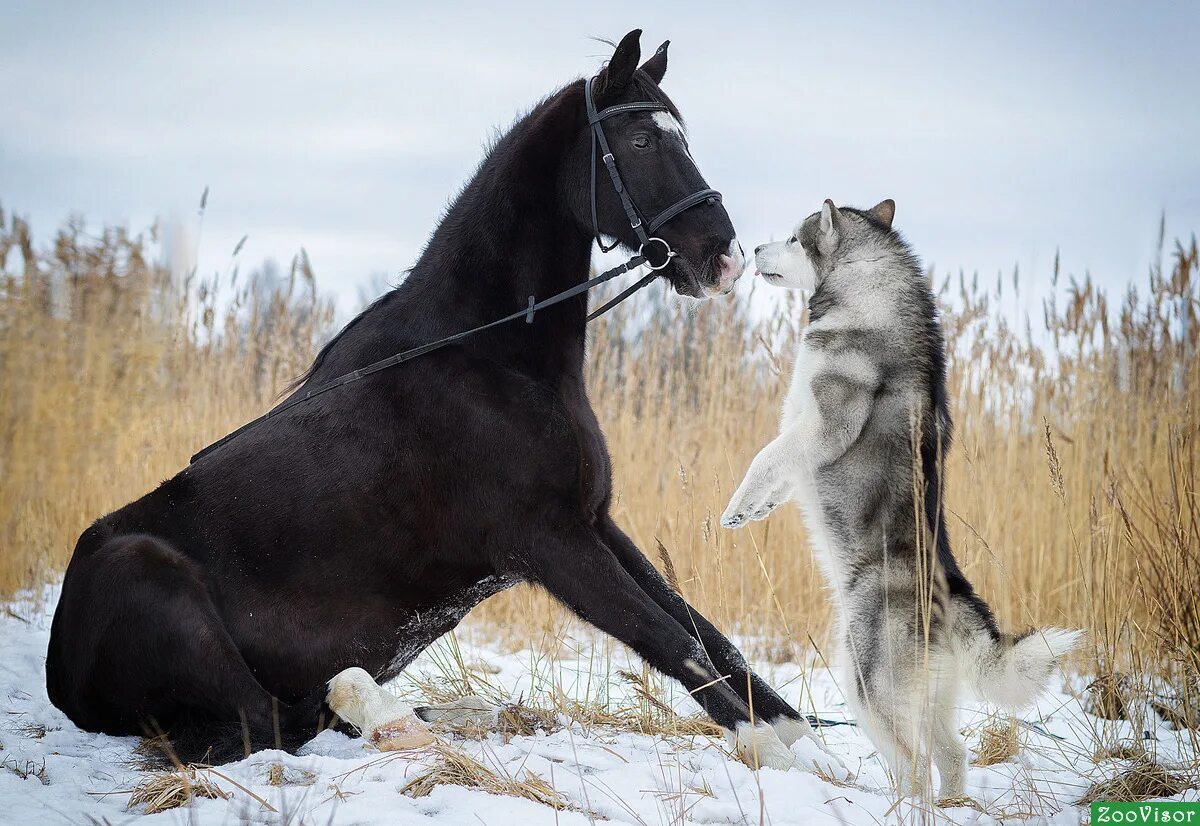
[0,205,334,595]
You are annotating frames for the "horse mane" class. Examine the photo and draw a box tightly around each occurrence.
[283,288,399,394]
[284,89,577,394]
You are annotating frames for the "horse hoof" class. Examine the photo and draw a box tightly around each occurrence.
[327,667,434,749]
[372,714,436,751]
[727,721,796,770]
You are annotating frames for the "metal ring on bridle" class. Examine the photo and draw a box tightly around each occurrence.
[640,237,674,270]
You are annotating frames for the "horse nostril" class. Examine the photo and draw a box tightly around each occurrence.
[754,245,764,254]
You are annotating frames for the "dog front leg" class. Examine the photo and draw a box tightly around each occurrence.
[723,370,879,530]
[721,432,803,529]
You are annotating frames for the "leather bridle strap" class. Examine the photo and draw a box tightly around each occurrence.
[646,189,721,235]
[586,269,657,321]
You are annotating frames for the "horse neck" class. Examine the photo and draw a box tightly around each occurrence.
[404,89,596,380]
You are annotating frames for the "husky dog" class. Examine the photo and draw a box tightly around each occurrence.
[721,199,1079,800]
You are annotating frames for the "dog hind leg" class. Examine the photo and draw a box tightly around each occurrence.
[927,674,969,803]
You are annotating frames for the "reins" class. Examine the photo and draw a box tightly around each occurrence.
[190,75,721,465]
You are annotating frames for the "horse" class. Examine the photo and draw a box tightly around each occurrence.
[46,30,832,771]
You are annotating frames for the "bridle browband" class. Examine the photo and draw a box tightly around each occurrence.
[190,75,722,464]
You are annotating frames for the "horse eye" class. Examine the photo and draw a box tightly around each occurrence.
[789,235,798,244]
[631,134,651,150]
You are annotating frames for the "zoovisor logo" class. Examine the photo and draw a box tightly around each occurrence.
[1093,803,1200,823]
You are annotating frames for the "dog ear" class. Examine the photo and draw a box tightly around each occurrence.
[868,199,896,228]
[639,40,669,84]
[596,30,642,98]
[819,199,841,253]
[819,199,841,233]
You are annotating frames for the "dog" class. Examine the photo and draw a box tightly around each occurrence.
[721,198,1079,800]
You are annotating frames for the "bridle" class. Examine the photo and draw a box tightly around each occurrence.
[584,75,722,293]
[190,75,723,464]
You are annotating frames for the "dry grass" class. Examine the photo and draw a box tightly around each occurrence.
[478,236,1199,734]
[3,205,1196,665]
[1078,758,1195,805]
[127,766,229,813]
[400,743,568,810]
[404,630,721,743]
[970,716,1020,767]
[0,204,334,597]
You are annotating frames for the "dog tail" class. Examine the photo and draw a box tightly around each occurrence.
[951,595,1082,709]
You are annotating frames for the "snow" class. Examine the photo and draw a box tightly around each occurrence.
[2,587,1196,825]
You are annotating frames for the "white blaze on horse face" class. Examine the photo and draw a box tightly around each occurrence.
[651,111,694,160]
[651,110,685,139]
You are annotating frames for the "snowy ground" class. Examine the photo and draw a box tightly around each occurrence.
[2,587,1196,825]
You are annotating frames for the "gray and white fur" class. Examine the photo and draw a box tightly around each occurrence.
[722,199,1079,800]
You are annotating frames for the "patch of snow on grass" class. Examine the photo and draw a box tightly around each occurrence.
[1,587,1195,824]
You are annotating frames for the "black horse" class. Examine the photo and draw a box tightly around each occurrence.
[46,30,828,769]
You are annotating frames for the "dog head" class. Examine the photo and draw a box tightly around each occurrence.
[754,199,896,291]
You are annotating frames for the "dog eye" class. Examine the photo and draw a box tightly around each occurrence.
[631,134,651,150]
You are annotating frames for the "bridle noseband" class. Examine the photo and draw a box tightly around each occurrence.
[190,74,725,464]
[585,75,722,272]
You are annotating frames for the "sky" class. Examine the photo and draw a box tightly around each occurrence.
[2,1,1198,316]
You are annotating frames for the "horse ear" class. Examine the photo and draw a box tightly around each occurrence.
[597,29,642,97]
[868,199,896,228]
[639,40,669,84]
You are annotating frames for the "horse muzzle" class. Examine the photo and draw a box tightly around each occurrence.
[704,239,746,297]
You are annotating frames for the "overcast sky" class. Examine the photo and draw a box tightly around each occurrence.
[3,1,1198,315]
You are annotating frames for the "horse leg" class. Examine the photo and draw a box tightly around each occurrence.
[516,519,803,770]
[598,518,846,775]
[47,534,319,760]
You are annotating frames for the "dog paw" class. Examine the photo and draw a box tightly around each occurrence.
[722,473,792,530]
[891,769,930,799]
[721,500,780,530]
[936,795,981,811]
[721,496,780,529]
[750,501,780,520]
[721,509,748,529]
